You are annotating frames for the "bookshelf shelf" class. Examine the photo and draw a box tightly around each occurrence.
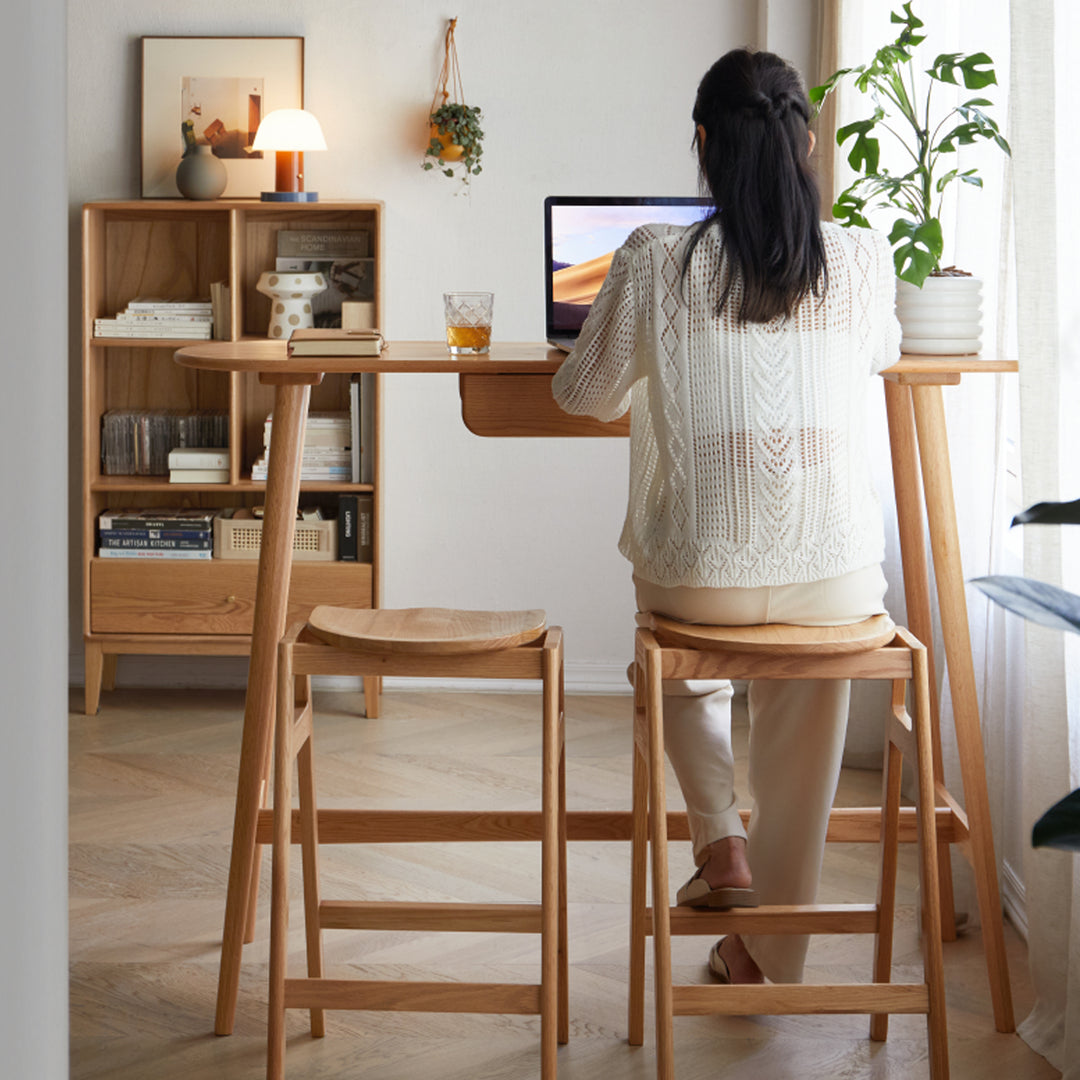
[82,199,384,714]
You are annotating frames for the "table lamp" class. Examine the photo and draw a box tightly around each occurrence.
[252,108,326,202]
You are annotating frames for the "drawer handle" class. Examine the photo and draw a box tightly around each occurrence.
[226,594,237,603]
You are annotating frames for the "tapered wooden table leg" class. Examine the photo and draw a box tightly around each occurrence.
[883,379,958,940]
[910,381,1015,1033]
[214,379,311,1036]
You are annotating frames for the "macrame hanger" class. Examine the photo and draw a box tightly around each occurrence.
[430,17,465,113]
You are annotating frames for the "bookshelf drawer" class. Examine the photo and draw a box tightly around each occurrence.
[90,560,373,635]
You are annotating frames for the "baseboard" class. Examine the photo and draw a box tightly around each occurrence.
[70,652,633,697]
[1000,857,1027,940]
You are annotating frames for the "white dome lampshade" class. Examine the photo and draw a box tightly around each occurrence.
[252,108,327,202]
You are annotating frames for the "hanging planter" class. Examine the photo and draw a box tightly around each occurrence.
[423,19,484,187]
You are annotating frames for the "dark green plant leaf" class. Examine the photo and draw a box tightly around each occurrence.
[1012,498,1080,527]
[932,51,997,89]
[832,189,872,230]
[935,167,982,194]
[837,115,883,173]
[934,103,1010,156]
[809,67,858,108]
[1032,789,1080,851]
[891,1,926,44]
[970,575,1080,635]
[889,217,943,285]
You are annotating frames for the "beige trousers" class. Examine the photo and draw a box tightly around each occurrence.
[634,563,890,984]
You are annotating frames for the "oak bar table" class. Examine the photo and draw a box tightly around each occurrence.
[175,340,1016,1036]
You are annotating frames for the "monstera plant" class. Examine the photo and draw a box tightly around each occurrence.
[972,498,1080,850]
[811,3,1011,354]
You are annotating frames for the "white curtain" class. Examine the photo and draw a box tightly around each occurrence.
[825,0,1080,1072]
[1009,1,1080,1073]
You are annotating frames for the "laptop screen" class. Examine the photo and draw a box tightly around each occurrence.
[544,195,713,343]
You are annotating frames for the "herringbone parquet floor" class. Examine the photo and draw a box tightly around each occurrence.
[69,686,1056,1080]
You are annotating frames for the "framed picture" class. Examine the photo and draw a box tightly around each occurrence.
[141,36,304,198]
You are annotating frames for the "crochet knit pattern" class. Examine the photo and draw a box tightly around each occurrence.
[552,220,900,589]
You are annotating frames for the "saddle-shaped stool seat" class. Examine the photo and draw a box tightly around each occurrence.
[629,612,948,1080]
[268,606,567,1080]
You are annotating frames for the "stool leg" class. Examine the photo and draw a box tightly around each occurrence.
[910,645,950,1080]
[628,657,648,1047]
[541,638,561,1080]
[556,652,570,1046]
[268,643,296,1080]
[870,679,906,1042]
[644,641,675,1080]
[295,674,325,1038]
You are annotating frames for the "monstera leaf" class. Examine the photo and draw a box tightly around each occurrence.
[971,497,1080,851]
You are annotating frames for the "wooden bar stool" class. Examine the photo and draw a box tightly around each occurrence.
[628,613,948,1080]
[268,607,567,1080]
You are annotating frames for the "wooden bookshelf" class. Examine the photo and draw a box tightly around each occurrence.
[81,200,383,714]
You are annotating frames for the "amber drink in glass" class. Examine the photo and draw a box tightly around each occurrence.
[443,292,494,354]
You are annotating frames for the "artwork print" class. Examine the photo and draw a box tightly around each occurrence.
[141,37,304,198]
[181,77,265,160]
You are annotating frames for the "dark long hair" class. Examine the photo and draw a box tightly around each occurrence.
[683,48,826,323]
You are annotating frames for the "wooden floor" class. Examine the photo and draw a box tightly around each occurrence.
[70,686,1057,1080]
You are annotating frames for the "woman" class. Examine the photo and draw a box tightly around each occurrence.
[553,48,900,986]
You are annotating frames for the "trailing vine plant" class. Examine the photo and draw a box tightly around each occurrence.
[423,18,484,189]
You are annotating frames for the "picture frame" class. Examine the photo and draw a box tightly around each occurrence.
[141,36,304,199]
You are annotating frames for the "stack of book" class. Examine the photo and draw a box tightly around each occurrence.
[94,297,213,339]
[97,508,218,560]
[167,447,229,484]
[251,411,351,482]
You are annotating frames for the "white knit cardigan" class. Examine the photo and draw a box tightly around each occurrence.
[552,220,901,589]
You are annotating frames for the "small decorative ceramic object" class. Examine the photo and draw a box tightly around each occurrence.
[895,274,983,356]
[256,271,328,340]
[175,144,228,201]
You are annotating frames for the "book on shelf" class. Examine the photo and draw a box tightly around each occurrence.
[125,297,213,312]
[95,296,214,339]
[98,535,213,551]
[98,507,220,531]
[99,526,212,542]
[96,548,213,560]
[350,376,361,483]
[169,467,229,484]
[288,328,386,357]
[167,447,229,471]
[94,321,212,340]
[337,492,373,562]
[276,229,370,259]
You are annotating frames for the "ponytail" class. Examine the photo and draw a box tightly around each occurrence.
[683,49,826,324]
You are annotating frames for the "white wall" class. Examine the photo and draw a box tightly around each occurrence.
[67,0,772,690]
[2,2,69,1077]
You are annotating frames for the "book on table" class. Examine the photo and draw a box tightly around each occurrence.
[288,328,385,356]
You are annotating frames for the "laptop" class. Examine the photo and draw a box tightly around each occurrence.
[544,195,713,352]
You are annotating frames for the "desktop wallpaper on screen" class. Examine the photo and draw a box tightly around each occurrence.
[548,200,711,334]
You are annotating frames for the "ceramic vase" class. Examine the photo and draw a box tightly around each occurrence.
[895,275,983,356]
[256,271,328,340]
[175,145,227,201]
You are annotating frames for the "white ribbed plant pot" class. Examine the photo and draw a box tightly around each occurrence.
[895,274,982,356]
